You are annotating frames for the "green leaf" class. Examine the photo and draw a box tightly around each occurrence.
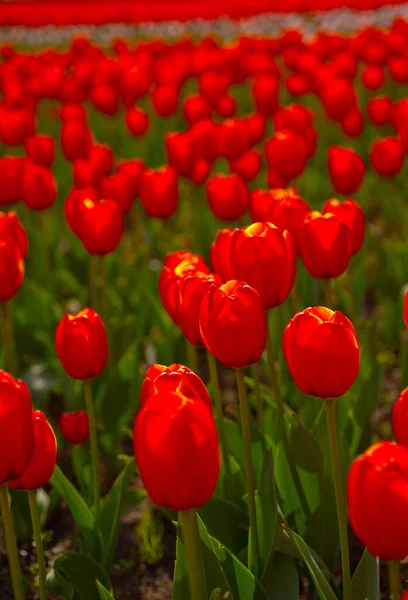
[260,552,299,600]
[351,548,380,600]
[54,553,111,600]
[256,450,278,585]
[96,580,115,600]
[172,514,232,600]
[100,458,137,569]
[287,529,338,600]
[199,496,248,555]
[72,444,93,506]
[50,466,101,559]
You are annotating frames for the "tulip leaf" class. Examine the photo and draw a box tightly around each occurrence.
[50,466,102,560]
[287,529,338,600]
[199,495,248,555]
[96,580,116,600]
[223,418,265,494]
[172,513,233,600]
[54,552,111,600]
[351,548,380,600]
[256,449,278,583]
[100,457,137,569]
[260,552,299,599]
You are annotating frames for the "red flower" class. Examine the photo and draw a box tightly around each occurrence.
[328,146,365,195]
[361,65,385,90]
[183,94,210,124]
[90,84,118,116]
[216,94,235,118]
[100,173,134,213]
[118,159,144,198]
[189,159,210,186]
[367,96,392,126]
[59,411,89,445]
[0,157,24,205]
[125,107,149,137]
[249,189,277,223]
[268,188,310,255]
[0,236,24,301]
[206,174,249,221]
[283,306,360,398]
[9,410,56,491]
[323,198,365,255]
[392,387,408,448]
[24,134,54,167]
[73,196,124,255]
[252,74,279,116]
[0,211,28,258]
[151,85,179,117]
[320,77,356,121]
[178,273,221,345]
[229,149,261,182]
[140,363,211,410]
[61,121,91,162]
[134,384,219,511]
[0,371,34,485]
[341,107,364,138]
[140,166,179,219]
[55,308,108,380]
[165,132,196,177]
[199,280,267,368]
[348,441,408,560]
[370,137,404,177]
[265,130,308,181]
[22,164,57,211]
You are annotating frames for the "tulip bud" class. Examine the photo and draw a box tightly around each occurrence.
[0,370,34,485]
[361,65,384,90]
[9,410,56,491]
[348,441,408,560]
[59,411,90,445]
[61,121,91,162]
[151,85,179,117]
[134,383,219,511]
[283,306,360,398]
[183,94,210,125]
[118,159,144,198]
[55,308,108,380]
[199,280,267,368]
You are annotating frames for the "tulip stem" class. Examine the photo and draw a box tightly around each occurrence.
[27,491,47,600]
[265,323,284,418]
[187,340,198,374]
[100,256,108,327]
[89,255,99,311]
[324,279,333,308]
[325,399,351,600]
[251,363,263,429]
[207,351,233,493]
[0,485,24,600]
[179,510,207,600]
[388,561,401,600]
[84,380,100,523]
[0,301,16,375]
[236,368,260,579]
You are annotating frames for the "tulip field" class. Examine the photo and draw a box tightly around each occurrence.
[5,8,408,600]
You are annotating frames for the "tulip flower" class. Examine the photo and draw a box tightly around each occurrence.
[165,132,196,177]
[320,77,356,121]
[90,84,118,116]
[229,149,261,182]
[59,411,90,445]
[370,137,404,177]
[125,107,149,137]
[322,198,365,256]
[341,107,364,138]
[140,364,212,410]
[0,236,25,302]
[0,212,28,258]
[328,146,365,195]
[265,130,308,182]
[151,85,179,117]
[100,173,134,213]
[183,94,210,124]
[118,159,144,198]
[252,74,279,116]
[367,96,393,126]
[178,273,222,346]
[24,134,55,167]
[22,164,57,211]
[140,166,179,219]
[206,174,249,221]
[73,196,124,255]
[61,120,91,162]
[0,157,24,205]
[268,188,310,255]
[361,65,385,90]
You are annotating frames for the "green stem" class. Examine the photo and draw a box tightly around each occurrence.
[0,485,24,600]
[0,301,16,375]
[207,351,233,492]
[28,491,47,600]
[291,276,300,314]
[39,211,53,294]
[89,255,98,311]
[236,368,260,578]
[251,363,263,429]
[100,256,108,326]
[325,399,351,600]
[324,278,333,308]
[187,339,198,374]
[178,510,207,600]
[84,381,100,522]
[265,322,285,420]
[388,561,401,600]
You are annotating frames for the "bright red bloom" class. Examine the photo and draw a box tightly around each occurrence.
[55,308,108,380]
[252,74,279,116]
[206,174,248,221]
[283,306,360,398]
[118,159,144,198]
[299,211,352,279]
[72,196,124,255]
[405,291,408,329]
[0,211,28,258]
[134,384,219,511]
[348,441,408,560]
[61,121,91,162]
[0,237,24,301]
[367,96,392,126]
[60,103,87,123]
[320,77,356,121]
[267,188,310,255]
[183,94,210,124]
[165,132,196,177]
[341,107,364,138]
[24,134,54,167]
[389,57,408,84]
[140,363,211,409]
[189,159,210,186]
[159,251,210,323]
[249,189,277,223]
[178,273,221,345]
[199,280,267,368]
[140,166,179,219]
[22,164,56,211]
[361,65,385,90]
[229,149,261,182]
[0,371,34,485]
[9,410,56,491]
[73,158,104,189]
[59,411,89,445]
[0,157,24,205]
[151,85,179,117]
[370,137,404,177]
[100,173,134,213]
[328,146,365,195]
[90,84,118,116]
[323,198,365,255]
[125,107,149,137]
[265,130,308,181]
[216,94,235,118]
[392,388,408,448]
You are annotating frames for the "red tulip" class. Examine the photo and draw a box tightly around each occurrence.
[59,411,89,445]
[299,211,352,279]
[140,166,178,219]
[328,146,365,195]
[348,441,408,560]
[265,130,308,181]
[134,380,219,511]
[60,103,87,123]
[74,196,124,255]
[392,387,408,448]
[206,174,249,221]
[267,188,310,255]
[249,189,277,223]
[165,132,196,177]
[178,273,221,345]
[367,96,392,126]
[183,94,211,124]
[252,75,279,116]
[0,157,24,205]
[0,211,27,258]
[0,236,24,301]
[151,85,179,117]
[341,107,364,138]
[361,65,384,90]
[216,94,235,118]
[229,149,261,182]
[389,56,408,83]
[0,107,35,146]
[0,371,34,485]
[286,73,311,97]
[100,173,133,213]
[55,308,108,380]
[22,163,56,211]
[370,137,404,176]
[322,198,365,255]
[9,410,56,491]
[267,170,289,190]
[199,280,267,368]
[73,158,104,189]
[320,77,356,121]
[189,159,210,185]
[125,107,149,137]
[24,134,54,167]
[140,363,211,409]
[61,121,91,162]
[118,159,144,198]
[90,84,118,116]
[283,306,360,398]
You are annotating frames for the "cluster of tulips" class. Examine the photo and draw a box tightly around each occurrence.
[1,14,408,600]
